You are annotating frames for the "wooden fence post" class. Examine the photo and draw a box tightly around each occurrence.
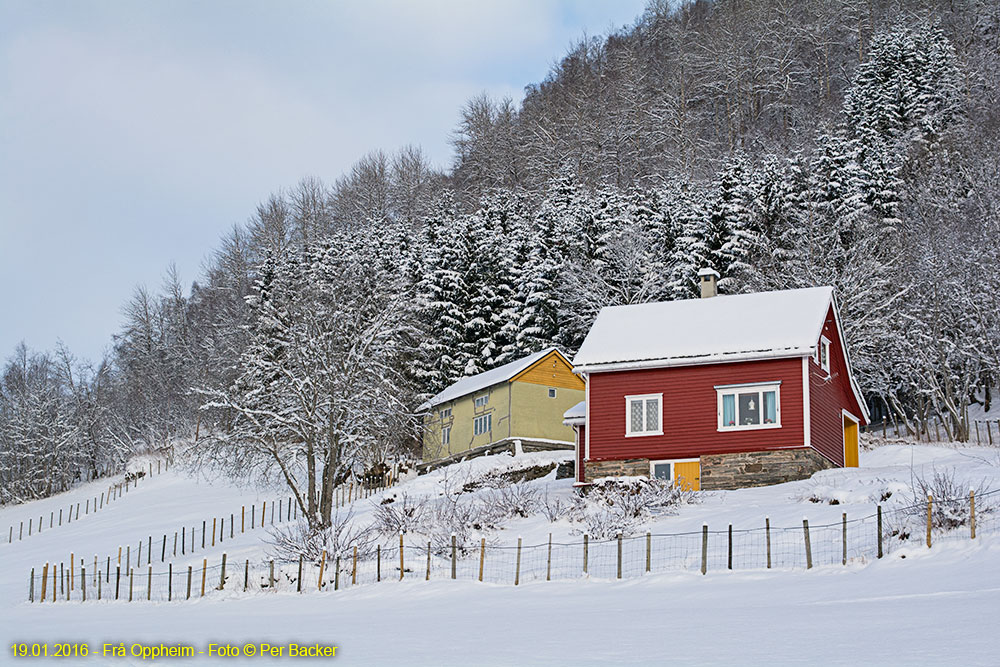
[479,538,485,582]
[975,421,981,445]
[334,557,340,590]
[30,567,35,603]
[426,541,431,581]
[399,532,404,581]
[219,554,227,590]
[202,521,206,549]
[352,546,358,585]
[230,514,234,539]
[245,560,250,592]
[297,555,303,592]
[181,528,185,555]
[701,525,708,575]
[318,550,327,590]
[377,545,381,582]
[451,533,457,580]
[168,564,172,601]
[645,531,651,573]
[515,537,522,586]
[877,505,883,558]
[617,533,623,579]
[269,560,275,590]
[765,517,772,569]
[241,506,245,533]
[161,535,166,562]
[970,490,977,539]
[803,519,812,569]
[41,564,48,603]
[129,568,134,602]
[147,566,152,601]
[186,566,192,600]
[842,513,848,565]
[82,568,87,602]
[115,566,121,600]
[583,533,589,575]
[212,519,216,547]
[926,495,933,548]
[70,553,75,591]
[547,533,553,581]
[98,570,102,600]
[727,524,733,570]
[201,559,207,597]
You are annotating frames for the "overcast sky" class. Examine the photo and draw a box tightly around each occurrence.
[0,0,646,364]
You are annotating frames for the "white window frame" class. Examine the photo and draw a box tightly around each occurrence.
[473,413,492,436]
[548,388,557,398]
[716,381,781,432]
[441,425,451,445]
[624,393,663,437]
[439,407,452,420]
[649,458,699,483]
[817,336,831,374]
[474,395,489,408]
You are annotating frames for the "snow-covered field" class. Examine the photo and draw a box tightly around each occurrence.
[2,442,999,665]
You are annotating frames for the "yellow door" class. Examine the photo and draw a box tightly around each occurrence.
[844,416,859,467]
[674,461,700,491]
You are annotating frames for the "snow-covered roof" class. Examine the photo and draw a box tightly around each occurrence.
[563,400,586,424]
[419,347,562,411]
[573,287,835,371]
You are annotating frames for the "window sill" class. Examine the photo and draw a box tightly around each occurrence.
[717,423,782,433]
[625,431,664,438]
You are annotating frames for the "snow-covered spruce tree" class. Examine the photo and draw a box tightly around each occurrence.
[197,236,415,531]
[663,181,709,299]
[703,153,755,292]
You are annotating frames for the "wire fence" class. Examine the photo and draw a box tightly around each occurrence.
[3,458,172,546]
[25,488,999,603]
[862,415,1000,446]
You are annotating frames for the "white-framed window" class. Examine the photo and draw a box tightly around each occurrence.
[548,388,557,398]
[442,425,451,445]
[815,336,831,374]
[716,382,781,431]
[439,407,452,420]
[650,460,673,481]
[625,393,663,437]
[473,413,492,436]
[474,395,489,408]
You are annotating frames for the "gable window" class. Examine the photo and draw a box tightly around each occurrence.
[816,336,831,374]
[474,395,489,408]
[651,461,672,481]
[442,425,451,445]
[625,393,663,437]
[548,388,557,398]
[439,408,452,420]
[716,382,781,431]
[473,413,492,436]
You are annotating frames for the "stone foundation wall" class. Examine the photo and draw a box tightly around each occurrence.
[584,458,650,480]
[699,448,833,490]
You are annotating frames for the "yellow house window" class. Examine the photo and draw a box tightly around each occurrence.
[548,388,557,398]
[475,395,489,408]
[442,425,451,445]
[439,407,452,420]
[473,413,492,435]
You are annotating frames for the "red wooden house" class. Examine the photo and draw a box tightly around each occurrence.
[563,273,868,490]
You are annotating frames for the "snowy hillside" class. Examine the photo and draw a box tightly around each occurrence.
[1,441,999,665]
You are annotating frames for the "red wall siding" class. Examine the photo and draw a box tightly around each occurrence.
[588,358,804,462]
[809,305,867,466]
[575,425,586,482]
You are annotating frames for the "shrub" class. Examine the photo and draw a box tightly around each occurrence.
[267,507,376,562]
[571,477,701,539]
[373,493,428,535]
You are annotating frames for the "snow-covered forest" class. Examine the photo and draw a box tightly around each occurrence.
[3,0,999,507]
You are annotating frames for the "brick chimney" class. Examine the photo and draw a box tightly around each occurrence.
[697,268,719,298]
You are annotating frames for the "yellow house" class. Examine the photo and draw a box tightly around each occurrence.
[419,347,585,464]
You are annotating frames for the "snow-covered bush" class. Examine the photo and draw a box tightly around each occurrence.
[373,493,428,535]
[482,483,540,520]
[570,477,701,539]
[541,490,573,522]
[901,469,995,531]
[268,508,376,562]
[429,495,493,555]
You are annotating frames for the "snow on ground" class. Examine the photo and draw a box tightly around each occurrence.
[1,442,1000,665]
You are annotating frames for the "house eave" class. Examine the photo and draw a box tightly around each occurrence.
[573,348,813,374]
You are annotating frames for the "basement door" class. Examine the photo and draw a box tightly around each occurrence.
[843,413,860,467]
[650,459,701,491]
